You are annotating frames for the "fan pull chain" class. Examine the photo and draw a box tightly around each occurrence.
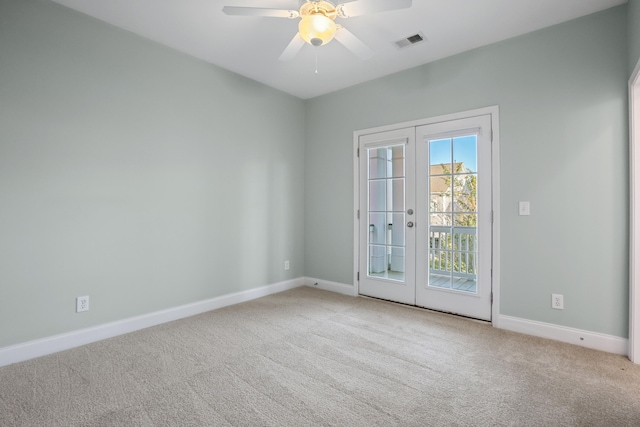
[315,52,319,75]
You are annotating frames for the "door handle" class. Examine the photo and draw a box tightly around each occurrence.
[407,221,414,228]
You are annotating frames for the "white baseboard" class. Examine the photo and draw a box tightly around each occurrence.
[304,279,628,356]
[304,277,356,296]
[497,314,628,356]
[0,277,305,368]
[5,280,626,367]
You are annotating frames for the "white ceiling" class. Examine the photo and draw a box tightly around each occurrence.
[50,0,626,99]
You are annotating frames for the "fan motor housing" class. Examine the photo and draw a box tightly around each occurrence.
[300,1,337,19]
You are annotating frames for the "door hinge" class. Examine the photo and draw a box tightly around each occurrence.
[357,272,360,281]
[357,210,360,219]
[490,292,493,304]
[490,129,494,142]
[357,147,360,157]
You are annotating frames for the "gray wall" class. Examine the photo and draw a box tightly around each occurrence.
[304,6,629,337]
[0,0,632,351]
[0,0,305,348]
[631,0,640,75]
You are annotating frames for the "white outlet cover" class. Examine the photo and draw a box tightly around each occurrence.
[519,201,531,216]
[551,294,564,310]
[76,296,89,312]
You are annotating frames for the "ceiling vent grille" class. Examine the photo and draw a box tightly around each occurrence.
[394,32,426,49]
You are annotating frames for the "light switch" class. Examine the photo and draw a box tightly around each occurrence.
[519,201,530,216]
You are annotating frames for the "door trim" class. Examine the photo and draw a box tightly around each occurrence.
[353,106,501,325]
[630,59,640,363]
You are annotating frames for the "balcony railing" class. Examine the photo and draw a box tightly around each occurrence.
[429,226,477,280]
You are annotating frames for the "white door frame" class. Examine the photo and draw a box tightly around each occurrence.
[630,60,640,363]
[352,106,501,325]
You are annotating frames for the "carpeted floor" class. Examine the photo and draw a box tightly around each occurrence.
[1,286,639,426]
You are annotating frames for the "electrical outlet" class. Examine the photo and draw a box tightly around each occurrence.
[76,296,89,313]
[551,294,564,310]
[284,260,290,271]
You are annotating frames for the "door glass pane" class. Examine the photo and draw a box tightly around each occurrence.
[369,148,387,179]
[430,213,451,227]
[453,174,476,214]
[390,178,405,211]
[453,135,477,173]
[428,136,478,294]
[430,176,452,213]
[369,213,386,244]
[390,213,405,246]
[366,144,405,282]
[369,245,387,276]
[454,214,477,227]
[369,180,386,212]
[430,138,451,166]
[390,145,405,177]
[389,246,405,277]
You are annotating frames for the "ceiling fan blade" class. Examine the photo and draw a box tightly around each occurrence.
[222,6,299,19]
[279,33,305,62]
[334,26,374,60]
[336,0,412,18]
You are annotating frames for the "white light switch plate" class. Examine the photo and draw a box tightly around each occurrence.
[519,201,530,216]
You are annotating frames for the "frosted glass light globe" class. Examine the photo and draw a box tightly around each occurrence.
[299,14,337,46]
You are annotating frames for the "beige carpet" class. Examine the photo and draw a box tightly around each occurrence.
[1,286,640,426]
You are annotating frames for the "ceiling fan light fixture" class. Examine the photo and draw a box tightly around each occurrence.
[299,14,337,47]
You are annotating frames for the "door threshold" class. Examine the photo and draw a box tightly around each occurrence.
[358,294,491,325]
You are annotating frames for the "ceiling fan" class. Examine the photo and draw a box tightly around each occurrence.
[222,0,413,61]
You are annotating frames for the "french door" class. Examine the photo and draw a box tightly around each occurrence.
[358,114,493,320]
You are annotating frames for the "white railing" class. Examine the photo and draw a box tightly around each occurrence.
[429,226,477,279]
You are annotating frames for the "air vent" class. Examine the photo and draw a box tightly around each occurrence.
[394,32,426,49]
